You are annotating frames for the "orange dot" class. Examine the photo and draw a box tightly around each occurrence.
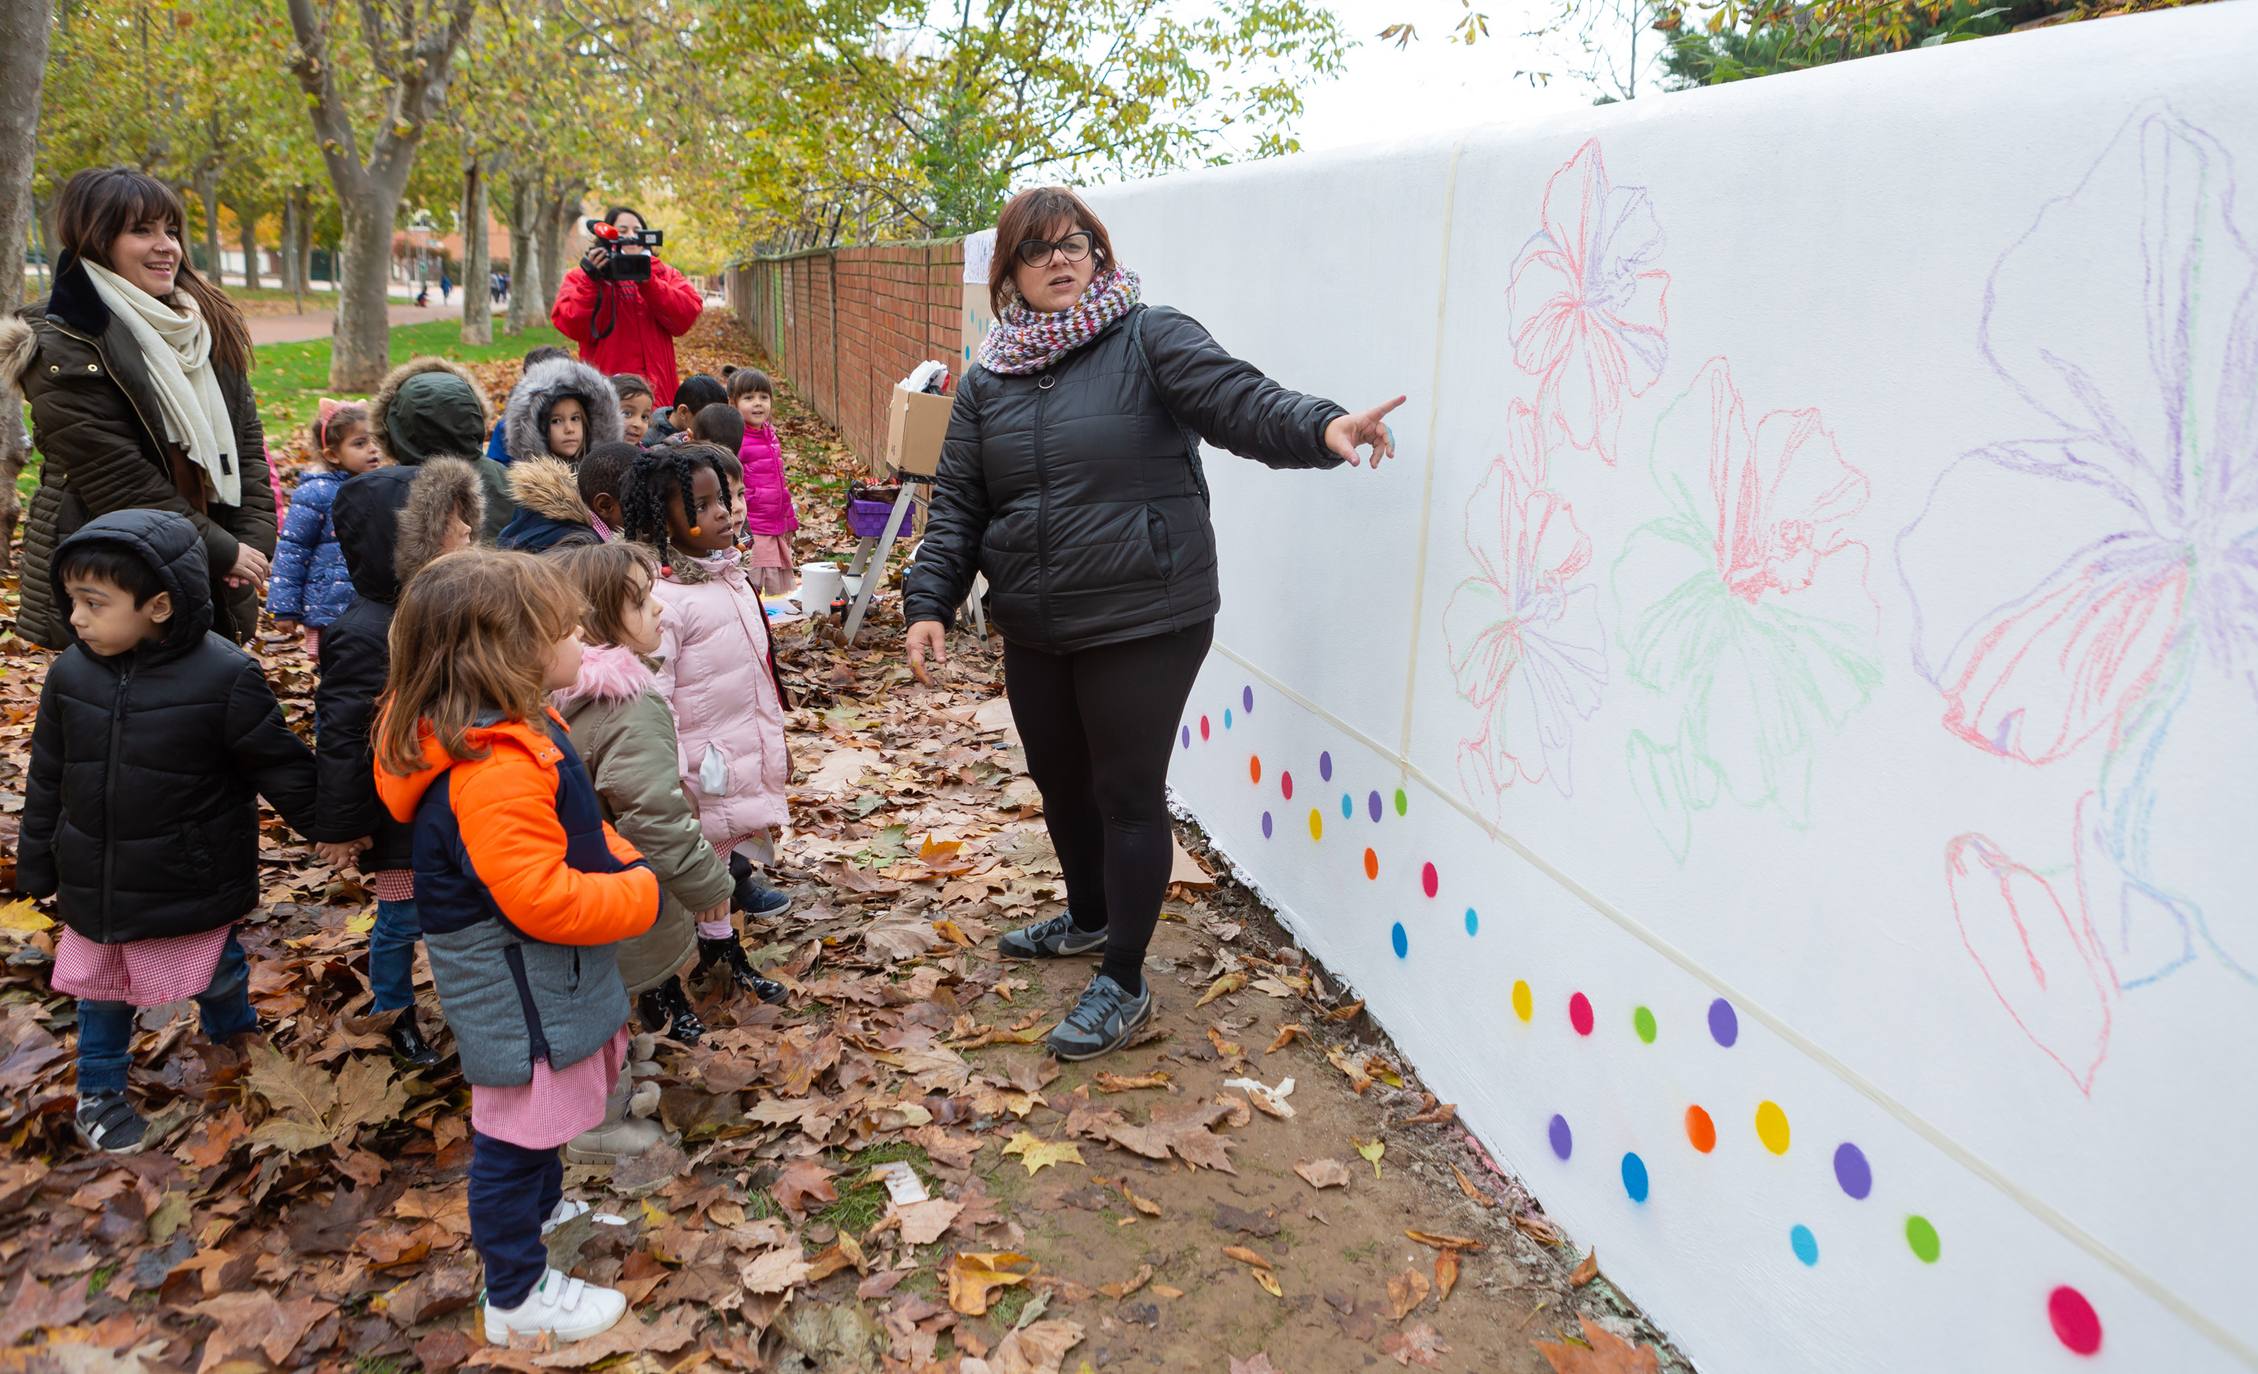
[1250,755,1263,784]
[1685,1105,1716,1154]
[1363,849,1379,880]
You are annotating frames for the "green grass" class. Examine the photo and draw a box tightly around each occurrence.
[254,319,570,435]
[801,1142,937,1237]
[85,1261,117,1298]
[985,1283,1036,1329]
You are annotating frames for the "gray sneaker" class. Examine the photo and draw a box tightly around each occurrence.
[1047,974,1155,1061]
[999,912,1106,959]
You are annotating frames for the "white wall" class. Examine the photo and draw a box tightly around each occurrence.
[1091,8,2258,1369]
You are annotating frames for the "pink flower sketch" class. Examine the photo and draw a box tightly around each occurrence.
[1446,401,1607,805]
[1946,825,2117,1096]
[1508,139,1671,467]
[1617,357,1879,857]
[1899,105,2258,997]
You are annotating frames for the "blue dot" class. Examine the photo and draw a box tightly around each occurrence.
[1390,922,1408,959]
[1790,1225,1819,1266]
[1261,812,1273,839]
[1464,908,1479,936]
[1368,791,1384,823]
[1319,751,1334,782]
[1548,1114,1572,1160]
[1620,1152,1649,1203]
[1223,708,1233,730]
[1341,794,1354,819]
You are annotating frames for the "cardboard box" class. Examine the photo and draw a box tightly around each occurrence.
[884,385,953,478]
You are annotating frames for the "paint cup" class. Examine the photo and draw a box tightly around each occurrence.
[798,562,843,613]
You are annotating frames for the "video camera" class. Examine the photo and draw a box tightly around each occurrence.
[585,217,665,283]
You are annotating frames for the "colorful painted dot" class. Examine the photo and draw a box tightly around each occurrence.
[1243,685,1254,713]
[1511,981,1534,1022]
[1790,1225,1819,1266]
[1200,716,1211,741]
[1421,863,1439,898]
[1755,1101,1791,1154]
[1281,771,1294,801]
[1394,789,1409,816]
[1708,998,1739,1047]
[1621,1152,1650,1203]
[1464,907,1479,936]
[1684,1105,1716,1153]
[1319,751,1334,782]
[2049,1286,2102,1355]
[1905,1215,1941,1263]
[1341,794,1354,820]
[1223,708,1233,730]
[1308,809,1324,841]
[1833,1143,1872,1200]
[1547,1114,1573,1160]
[1261,812,1274,839]
[1568,992,1595,1036]
[1363,849,1379,881]
[1250,755,1263,785]
[1390,923,1408,959]
[1181,726,1192,750]
[1368,791,1384,823]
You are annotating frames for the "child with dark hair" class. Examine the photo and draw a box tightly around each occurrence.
[504,357,625,468]
[689,402,743,455]
[620,446,792,1004]
[577,441,638,540]
[727,368,797,595]
[21,510,320,1152]
[650,374,725,445]
[609,374,656,445]
[488,346,574,463]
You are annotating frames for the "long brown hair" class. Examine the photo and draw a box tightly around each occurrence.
[989,186,1115,317]
[376,549,586,776]
[551,541,656,650]
[51,166,254,376]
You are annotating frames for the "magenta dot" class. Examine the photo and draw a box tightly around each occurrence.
[1200,716,1211,741]
[1569,993,1594,1036]
[1421,863,1439,899]
[1261,812,1273,839]
[1833,1143,1872,1200]
[1319,752,1334,782]
[1548,1114,1573,1160]
[2048,1286,2102,1356]
[1281,771,1294,801]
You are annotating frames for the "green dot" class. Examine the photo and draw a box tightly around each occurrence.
[1905,1215,1941,1263]
[1633,1006,1657,1044]
[1394,789,1409,816]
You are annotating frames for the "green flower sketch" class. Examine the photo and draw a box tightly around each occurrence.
[1614,357,1882,862]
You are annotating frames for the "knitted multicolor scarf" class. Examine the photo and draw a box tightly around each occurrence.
[977,266,1142,376]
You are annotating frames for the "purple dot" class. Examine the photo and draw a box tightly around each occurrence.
[1319,751,1334,782]
[1243,686,1254,713]
[1708,998,1739,1048]
[1548,1114,1573,1160]
[1368,791,1383,823]
[1261,812,1274,839]
[1833,1143,1872,1200]
[1181,726,1191,750]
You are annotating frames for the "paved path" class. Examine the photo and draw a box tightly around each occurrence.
[245,300,475,346]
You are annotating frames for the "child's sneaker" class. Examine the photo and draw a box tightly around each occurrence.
[539,1198,628,1237]
[74,1092,148,1154]
[731,871,793,920]
[482,1268,627,1345]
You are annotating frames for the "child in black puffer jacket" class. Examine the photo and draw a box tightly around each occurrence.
[20,510,319,1154]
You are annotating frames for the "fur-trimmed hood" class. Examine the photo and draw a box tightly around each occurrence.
[396,457,485,587]
[503,357,624,464]
[506,456,593,525]
[552,640,657,710]
[0,315,35,387]
[371,355,491,466]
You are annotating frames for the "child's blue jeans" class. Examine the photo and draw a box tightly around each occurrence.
[75,932,254,1098]
[369,899,423,1013]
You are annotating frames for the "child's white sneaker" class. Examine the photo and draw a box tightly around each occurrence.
[539,1198,627,1236]
[483,1267,626,1345]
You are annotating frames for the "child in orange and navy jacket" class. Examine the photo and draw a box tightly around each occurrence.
[372,547,659,1348]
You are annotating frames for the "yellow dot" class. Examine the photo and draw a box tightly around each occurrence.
[1308,808,1324,841]
[1755,1100,1791,1155]
[1511,980,1533,1023]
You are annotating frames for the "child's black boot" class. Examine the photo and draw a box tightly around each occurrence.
[695,932,789,1006]
[637,976,708,1043]
[387,1013,442,1068]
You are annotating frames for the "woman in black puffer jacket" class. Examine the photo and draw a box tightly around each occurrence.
[904,186,1402,1063]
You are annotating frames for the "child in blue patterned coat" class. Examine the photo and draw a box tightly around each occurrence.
[271,400,384,655]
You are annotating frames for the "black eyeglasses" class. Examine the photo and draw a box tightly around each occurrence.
[1014,231,1094,267]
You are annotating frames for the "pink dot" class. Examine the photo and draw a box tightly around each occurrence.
[1569,993,1594,1036]
[1421,863,1438,899]
[2048,1287,2102,1356]
[1281,771,1294,801]
[1200,716,1211,741]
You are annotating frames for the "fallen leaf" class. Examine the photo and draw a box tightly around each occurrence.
[187,1291,334,1371]
[1207,1026,1245,1063]
[1294,1158,1351,1190]
[1002,1131,1084,1175]
[1229,1356,1281,1374]
[1324,999,1366,1022]
[965,1317,1085,1374]
[0,897,52,936]
[947,1251,1037,1316]
[1092,1071,1172,1094]
[1115,1178,1162,1217]
[1097,1263,1152,1299]
[1221,1075,1296,1118]
[1533,1317,1661,1374]
[1326,1045,1374,1093]
[1221,1245,1272,1269]
[1434,1248,1459,1302]
[1385,1267,1429,1321]
[0,1276,89,1346]
[1405,1230,1484,1252]
[1514,1211,1568,1247]
[770,1158,840,1216]
[1355,1137,1386,1178]
[1251,1267,1283,1299]
[245,1046,407,1155]
[1571,1249,1601,1287]
[1450,1163,1495,1207]
[532,1303,704,1364]
[1151,1283,1185,1299]
[739,1247,814,1294]
[1382,1322,1450,1368]
[1265,1024,1305,1053]
[892,1198,964,1246]
[1196,972,1246,1007]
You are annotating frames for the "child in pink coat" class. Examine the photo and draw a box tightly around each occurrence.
[620,443,795,1002]
[727,368,797,595]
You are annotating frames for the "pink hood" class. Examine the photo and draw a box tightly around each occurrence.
[652,552,790,844]
[552,641,656,710]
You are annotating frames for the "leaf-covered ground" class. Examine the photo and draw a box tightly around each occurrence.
[0,312,1688,1373]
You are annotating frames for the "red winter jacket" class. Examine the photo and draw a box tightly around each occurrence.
[549,259,703,406]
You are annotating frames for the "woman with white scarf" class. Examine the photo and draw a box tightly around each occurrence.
[1,166,277,649]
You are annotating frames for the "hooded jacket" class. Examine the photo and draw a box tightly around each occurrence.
[369,355,516,544]
[903,305,1346,654]
[652,551,791,846]
[496,456,601,554]
[737,424,798,537]
[503,357,625,468]
[2,252,278,650]
[550,261,703,408]
[374,711,658,1086]
[551,642,731,994]
[19,509,318,943]
[266,467,354,627]
[312,460,485,868]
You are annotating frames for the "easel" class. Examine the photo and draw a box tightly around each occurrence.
[841,450,986,644]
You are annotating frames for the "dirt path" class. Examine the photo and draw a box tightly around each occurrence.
[244,299,459,345]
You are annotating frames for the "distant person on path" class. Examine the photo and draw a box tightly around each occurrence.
[551,206,702,408]
[1,166,278,649]
[903,185,1403,1063]
[440,270,453,305]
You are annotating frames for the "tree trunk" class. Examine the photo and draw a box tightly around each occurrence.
[537,180,582,320]
[332,193,401,391]
[505,173,542,335]
[192,167,223,283]
[235,201,263,292]
[460,157,492,346]
[0,0,53,569]
[280,195,301,301]
[291,186,314,306]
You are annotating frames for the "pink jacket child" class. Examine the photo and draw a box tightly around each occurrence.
[737,425,798,537]
[652,549,792,853]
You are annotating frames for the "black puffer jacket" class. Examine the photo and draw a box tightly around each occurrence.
[18,510,317,943]
[904,305,1345,653]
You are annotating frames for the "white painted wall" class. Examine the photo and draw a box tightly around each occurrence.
[1090,8,2258,1369]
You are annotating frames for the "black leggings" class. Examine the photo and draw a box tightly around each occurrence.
[1003,620,1214,993]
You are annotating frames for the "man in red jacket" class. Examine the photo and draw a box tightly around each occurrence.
[550,206,703,408]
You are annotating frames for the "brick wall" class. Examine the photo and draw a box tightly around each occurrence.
[729,239,967,469]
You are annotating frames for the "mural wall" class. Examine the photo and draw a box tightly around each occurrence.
[1087,8,2258,1370]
